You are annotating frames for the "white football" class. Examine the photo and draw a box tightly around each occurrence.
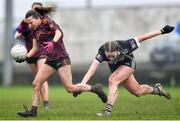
[11,44,27,61]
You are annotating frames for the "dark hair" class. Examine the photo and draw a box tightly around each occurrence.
[34,6,56,16]
[25,10,41,19]
[103,41,118,52]
[31,2,43,8]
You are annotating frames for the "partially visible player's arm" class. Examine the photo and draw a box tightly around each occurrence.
[136,25,174,43]
[14,31,25,40]
[81,59,100,84]
[26,39,38,58]
[14,31,22,39]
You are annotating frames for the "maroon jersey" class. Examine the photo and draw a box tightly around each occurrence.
[32,16,69,61]
[16,20,32,52]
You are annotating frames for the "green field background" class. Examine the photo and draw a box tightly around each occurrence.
[0,86,180,120]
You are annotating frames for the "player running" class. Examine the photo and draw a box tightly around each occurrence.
[73,25,174,116]
[17,9,107,117]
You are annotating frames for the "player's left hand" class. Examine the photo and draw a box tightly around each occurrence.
[161,25,174,34]
[44,41,56,53]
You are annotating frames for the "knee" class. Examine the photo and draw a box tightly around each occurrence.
[108,76,119,86]
[32,80,41,89]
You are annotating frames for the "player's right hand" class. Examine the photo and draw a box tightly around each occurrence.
[15,57,26,63]
[161,25,174,34]
[44,41,56,54]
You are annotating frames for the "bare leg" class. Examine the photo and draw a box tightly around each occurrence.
[123,75,171,99]
[32,64,55,107]
[17,64,55,117]
[37,59,49,107]
[107,65,134,105]
[57,65,91,92]
[29,64,38,76]
[29,64,42,103]
[96,65,134,116]
[57,65,107,103]
[123,74,153,97]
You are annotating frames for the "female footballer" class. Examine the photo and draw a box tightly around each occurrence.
[74,25,174,116]
[17,9,107,117]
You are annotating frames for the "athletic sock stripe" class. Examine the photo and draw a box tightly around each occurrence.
[106,107,112,110]
[105,107,112,113]
[105,108,112,113]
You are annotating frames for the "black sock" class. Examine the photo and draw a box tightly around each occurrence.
[105,104,113,113]
[31,106,38,113]
[91,85,96,92]
[90,84,101,93]
[43,101,49,108]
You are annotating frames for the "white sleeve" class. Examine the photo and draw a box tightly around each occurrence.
[134,37,140,47]
[94,59,100,64]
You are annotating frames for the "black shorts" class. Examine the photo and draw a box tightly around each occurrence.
[45,57,71,70]
[26,55,46,64]
[108,59,136,73]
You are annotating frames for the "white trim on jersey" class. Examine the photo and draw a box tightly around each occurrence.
[134,37,140,47]
[94,59,100,64]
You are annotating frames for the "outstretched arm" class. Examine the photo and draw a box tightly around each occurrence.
[81,59,100,84]
[137,25,174,43]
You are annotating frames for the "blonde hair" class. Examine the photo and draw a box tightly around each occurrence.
[103,41,118,52]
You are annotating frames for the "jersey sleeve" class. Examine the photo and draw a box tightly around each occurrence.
[125,38,140,53]
[95,46,106,63]
[31,30,36,40]
[95,53,104,63]
[45,17,60,32]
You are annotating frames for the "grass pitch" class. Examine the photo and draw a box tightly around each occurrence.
[0,85,180,120]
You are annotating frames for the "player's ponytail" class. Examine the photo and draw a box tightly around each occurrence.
[34,6,56,16]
